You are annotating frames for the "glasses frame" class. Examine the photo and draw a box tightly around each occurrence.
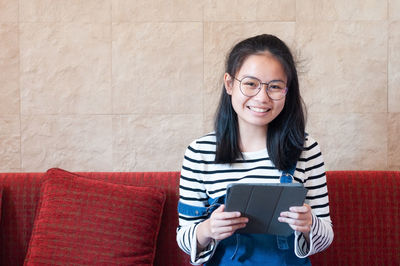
[233,76,288,101]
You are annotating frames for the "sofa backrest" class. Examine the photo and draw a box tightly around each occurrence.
[310,171,400,265]
[1,171,399,265]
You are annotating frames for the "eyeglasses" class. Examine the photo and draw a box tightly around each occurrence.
[234,76,288,100]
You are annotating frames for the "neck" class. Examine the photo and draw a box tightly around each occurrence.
[238,124,268,152]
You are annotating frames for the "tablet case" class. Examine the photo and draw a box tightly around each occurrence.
[225,183,307,236]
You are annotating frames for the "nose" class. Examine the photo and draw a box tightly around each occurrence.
[254,83,271,102]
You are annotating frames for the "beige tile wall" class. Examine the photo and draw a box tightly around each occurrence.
[0,0,398,172]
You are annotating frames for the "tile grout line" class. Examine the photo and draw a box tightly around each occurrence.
[18,0,22,171]
[387,0,389,115]
[111,1,114,171]
[387,0,389,169]
[202,15,205,135]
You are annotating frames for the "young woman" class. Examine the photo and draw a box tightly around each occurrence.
[177,34,333,265]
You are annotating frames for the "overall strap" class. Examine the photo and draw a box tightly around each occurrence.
[178,195,226,218]
[279,165,296,184]
[277,164,297,250]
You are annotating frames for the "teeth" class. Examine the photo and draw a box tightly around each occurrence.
[249,106,269,113]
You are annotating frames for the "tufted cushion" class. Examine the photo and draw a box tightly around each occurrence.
[24,168,166,265]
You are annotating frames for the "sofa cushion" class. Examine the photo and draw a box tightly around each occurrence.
[24,168,166,265]
[0,186,3,220]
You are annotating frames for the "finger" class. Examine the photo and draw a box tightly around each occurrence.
[278,217,311,232]
[278,216,307,226]
[218,223,247,233]
[279,211,303,219]
[210,223,247,238]
[214,204,225,213]
[210,217,249,228]
[278,215,312,232]
[213,206,242,220]
[289,205,309,213]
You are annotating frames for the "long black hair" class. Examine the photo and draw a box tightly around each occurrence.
[214,34,305,171]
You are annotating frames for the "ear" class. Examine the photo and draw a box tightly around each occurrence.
[224,73,233,95]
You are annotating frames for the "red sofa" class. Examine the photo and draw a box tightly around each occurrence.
[0,170,399,265]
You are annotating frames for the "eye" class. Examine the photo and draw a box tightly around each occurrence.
[244,81,257,87]
[269,82,285,90]
[242,78,260,89]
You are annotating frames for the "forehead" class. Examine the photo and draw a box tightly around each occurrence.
[237,52,287,82]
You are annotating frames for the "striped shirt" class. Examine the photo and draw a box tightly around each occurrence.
[176,133,334,265]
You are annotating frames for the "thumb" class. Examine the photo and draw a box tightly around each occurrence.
[214,204,225,213]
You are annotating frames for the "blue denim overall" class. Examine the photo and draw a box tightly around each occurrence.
[178,168,311,265]
[205,233,310,265]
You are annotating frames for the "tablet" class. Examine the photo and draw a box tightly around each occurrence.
[225,183,307,236]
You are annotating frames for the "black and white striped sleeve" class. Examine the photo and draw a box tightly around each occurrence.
[176,140,217,265]
[294,137,334,257]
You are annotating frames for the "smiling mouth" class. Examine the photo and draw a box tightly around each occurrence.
[248,106,271,113]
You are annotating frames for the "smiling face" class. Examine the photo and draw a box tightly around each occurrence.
[224,52,287,134]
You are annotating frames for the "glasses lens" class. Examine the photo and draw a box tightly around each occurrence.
[240,77,260,96]
[267,81,287,100]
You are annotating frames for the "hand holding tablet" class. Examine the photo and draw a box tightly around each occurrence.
[225,183,307,236]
